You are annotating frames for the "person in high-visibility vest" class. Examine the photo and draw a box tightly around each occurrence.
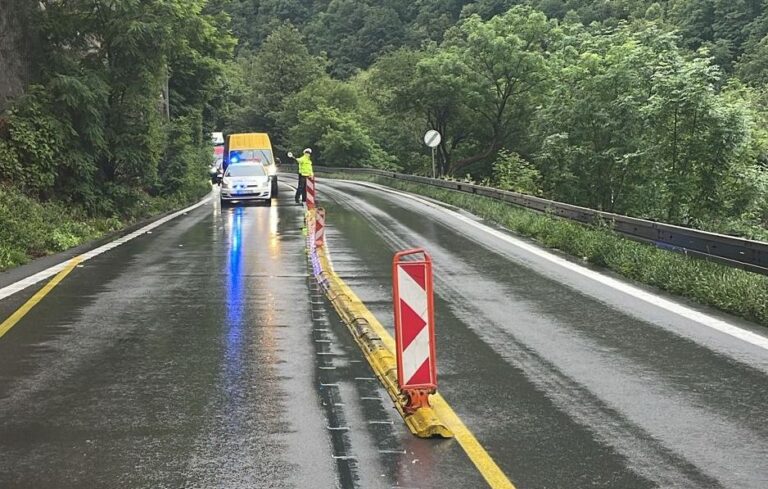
[289,148,314,204]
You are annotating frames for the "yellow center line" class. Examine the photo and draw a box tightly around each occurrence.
[432,393,517,489]
[349,295,517,488]
[316,244,517,489]
[0,257,83,340]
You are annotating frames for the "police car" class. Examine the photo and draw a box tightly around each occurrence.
[219,163,272,206]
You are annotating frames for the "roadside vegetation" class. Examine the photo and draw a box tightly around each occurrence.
[324,172,768,328]
[0,186,105,270]
[216,0,768,241]
[0,185,207,271]
[0,1,229,268]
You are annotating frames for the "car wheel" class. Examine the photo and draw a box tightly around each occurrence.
[271,178,279,196]
[220,198,229,208]
[265,198,272,207]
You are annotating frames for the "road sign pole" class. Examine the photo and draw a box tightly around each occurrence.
[393,248,438,414]
[431,148,436,179]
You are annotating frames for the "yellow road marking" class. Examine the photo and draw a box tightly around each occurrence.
[432,393,517,489]
[314,242,516,488]
[0,257,82,340]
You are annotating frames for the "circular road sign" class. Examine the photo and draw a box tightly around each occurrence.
[424,130,442,148]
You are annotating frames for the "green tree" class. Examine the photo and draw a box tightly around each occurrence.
[281,77,395,168]
[443,7,559,174]
[535,24,653,212]
[534,21,763,227]
[2,0,234,215]
[234,24,325,144]
[307,0,407,78]
[368,48,475,175]
[642,55,753,224]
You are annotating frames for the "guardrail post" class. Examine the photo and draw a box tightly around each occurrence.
[393,248,438,413]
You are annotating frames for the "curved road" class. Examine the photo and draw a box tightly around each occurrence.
[318,179,768,489]
[0,179,767,488]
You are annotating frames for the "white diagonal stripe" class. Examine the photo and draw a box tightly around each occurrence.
[397,265,428,321]
[402,326,430,384]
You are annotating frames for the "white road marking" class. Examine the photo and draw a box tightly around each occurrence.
[346,181,768,352]
[0,196,212,301]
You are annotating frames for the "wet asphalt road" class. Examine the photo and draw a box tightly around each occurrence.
[318,180,768,489]
[1,179,767,489]
[0,185,476,488]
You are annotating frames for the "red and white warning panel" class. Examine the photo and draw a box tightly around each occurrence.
[315,208,326,248]
[393,249,437,411]
[306,177,316,210]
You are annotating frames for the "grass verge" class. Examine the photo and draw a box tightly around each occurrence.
[322,172,768,328]
[0,184,208,272]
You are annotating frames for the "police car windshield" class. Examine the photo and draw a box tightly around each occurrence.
[229,149,273,165]
[226,164,266,177]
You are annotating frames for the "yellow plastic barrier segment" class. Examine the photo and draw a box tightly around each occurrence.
[316,247,452,438]
[306,210,516,488]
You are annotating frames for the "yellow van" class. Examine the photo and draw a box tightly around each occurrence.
[224,133,278,196]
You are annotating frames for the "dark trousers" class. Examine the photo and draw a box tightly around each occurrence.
[296,174,307,203]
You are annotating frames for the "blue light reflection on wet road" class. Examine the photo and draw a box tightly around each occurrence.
[226,207,244,346]
[224,207,246,420]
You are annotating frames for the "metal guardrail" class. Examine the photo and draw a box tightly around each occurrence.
[281,164,768,275]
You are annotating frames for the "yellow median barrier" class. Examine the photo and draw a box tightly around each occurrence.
[306,209,451,438]
[317,247,452,438]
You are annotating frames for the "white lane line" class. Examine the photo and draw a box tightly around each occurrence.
[331,455,357,460]
[0,195,212,301]
[344,181,768,352]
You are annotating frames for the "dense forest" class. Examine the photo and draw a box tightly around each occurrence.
[214,0,768,237]
[1,0,767,243]
[1,0,233,215]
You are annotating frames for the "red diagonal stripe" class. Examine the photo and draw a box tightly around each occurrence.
[400,263,426,290]
[399,299,426,350]
[406,357,432,386]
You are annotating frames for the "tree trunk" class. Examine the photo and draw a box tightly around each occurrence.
[0,0,37,111]
[449,141,501,175]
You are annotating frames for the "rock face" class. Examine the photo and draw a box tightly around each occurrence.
[0,0,34,111]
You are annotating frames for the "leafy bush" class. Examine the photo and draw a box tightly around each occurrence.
[289,106,396,168]
[0,186,99,269]
[491,150,542,194]
[0,181,208,271]
[0,88,64,196]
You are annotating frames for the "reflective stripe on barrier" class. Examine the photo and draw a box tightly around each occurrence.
[306,177,316,210]
[315,208,326,248]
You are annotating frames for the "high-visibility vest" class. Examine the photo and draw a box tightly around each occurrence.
[297,154,314,177]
